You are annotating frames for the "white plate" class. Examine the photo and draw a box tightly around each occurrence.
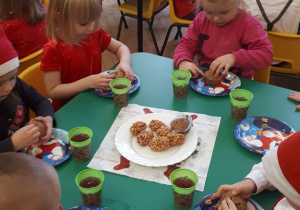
[115,113,198,167]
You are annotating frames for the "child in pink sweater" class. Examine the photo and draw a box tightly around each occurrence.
[173,0,273,79]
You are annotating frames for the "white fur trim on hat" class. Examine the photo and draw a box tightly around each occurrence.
[0,57,19,77]
[263,147,300,206]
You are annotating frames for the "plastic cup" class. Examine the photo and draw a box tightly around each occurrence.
[109,78,131,108]
[68,127,92,162]
[170,70,192,99]
[75,169,104,207]
[169,168,198,209]
[230,89,253,121]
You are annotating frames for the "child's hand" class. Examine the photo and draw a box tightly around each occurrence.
[218,198,238,210]
[210,179,256,201]
[11,124,41,151]
[288,93,300,110]
[209,54,235,77]
[115,63,135,82]
[178,60,205,78]
[34,116,53,145]
[85,74,115,90]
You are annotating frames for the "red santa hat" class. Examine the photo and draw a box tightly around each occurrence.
[262,131,300,206]
[0,28,19,77]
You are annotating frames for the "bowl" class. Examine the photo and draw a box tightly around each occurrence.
[170,115,192,134]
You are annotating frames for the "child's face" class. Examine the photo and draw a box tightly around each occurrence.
[202,0,239,27]
[0,69,17,103]
[74,20,97,42]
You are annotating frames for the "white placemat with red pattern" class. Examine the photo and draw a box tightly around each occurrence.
[88,104,221,191]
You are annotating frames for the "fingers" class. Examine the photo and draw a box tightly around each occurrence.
[219,198,237,210]
[296,105,300,110]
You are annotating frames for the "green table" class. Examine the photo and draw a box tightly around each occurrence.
[55,53,299,210]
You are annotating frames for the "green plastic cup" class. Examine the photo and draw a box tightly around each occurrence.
[75,169,105,207]
[68,127,93,162]
[170,70,192,99]
[169,168,198,209]
[109,78,131,108]
[230,89,253,121]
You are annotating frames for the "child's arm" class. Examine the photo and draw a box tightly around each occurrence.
[210,179,256,201]
[288,93,300,110]
[11,124,41,151]
[44,71,114,100]
[106,38,135,82]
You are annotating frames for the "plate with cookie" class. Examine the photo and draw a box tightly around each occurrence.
[194,192,263,210]
[91,69,140,97]
[115,113,198,167]
[189,69,241,96]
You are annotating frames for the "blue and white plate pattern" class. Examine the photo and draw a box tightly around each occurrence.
[189,69,241,96]
[234,116,295,155]
[91,70,140,98]
[194,193,262,210]
[25,128,72,166]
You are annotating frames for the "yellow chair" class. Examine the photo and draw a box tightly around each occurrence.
[18,62,48,98]
[18,49,43,76]
[253,66,271,84]
[116,0,168,54]
[267,31,300,76]
[160,0,192,56]
[18,62,48,119]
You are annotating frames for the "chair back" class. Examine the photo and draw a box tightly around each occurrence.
[18,49,43,75]
[168,0,192,24]
[253,66,271,84]
[118,0,168,19]
[18,62,48,98]
[267,31,300,75]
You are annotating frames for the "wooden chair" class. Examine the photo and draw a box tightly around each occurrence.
[253,66,271,84]
[267,31,300,76]
[160,0,192,56]
[116,0,168,55]
[18,62,48,119]
[18,49,43,76]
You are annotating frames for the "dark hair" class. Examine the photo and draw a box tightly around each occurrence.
[0,0,46,24]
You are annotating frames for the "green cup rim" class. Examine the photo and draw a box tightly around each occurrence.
[170,69,192,80]
[68,127,93,147]
[109,78,131,95]
[169,168,198,194]
[75,169,105,194]
[230,89,253,102]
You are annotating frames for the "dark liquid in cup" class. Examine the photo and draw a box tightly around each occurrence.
[176,77,187,80]
[113,85,128,89]
[80,177,101,188]
[173,177,195,188]
[71,133,90,142]
[234,97,247,101]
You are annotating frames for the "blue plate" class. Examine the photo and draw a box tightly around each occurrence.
[68,206,105,210]
[25,128,72,166]
[189,69,241,96]
[234,116,295,155]
[194,193,262,210]
[91,70,140,98]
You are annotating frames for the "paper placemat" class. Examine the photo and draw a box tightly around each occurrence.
[88,104,221,191]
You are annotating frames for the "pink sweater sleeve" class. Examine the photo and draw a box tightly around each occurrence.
[232,15,273,72]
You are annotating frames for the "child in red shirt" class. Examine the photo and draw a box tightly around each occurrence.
[0,0,48,59]
[41,0,134,111]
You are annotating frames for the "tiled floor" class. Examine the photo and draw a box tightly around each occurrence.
[100,0,300,92]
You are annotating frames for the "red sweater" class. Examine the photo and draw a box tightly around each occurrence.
[0,19,47,59]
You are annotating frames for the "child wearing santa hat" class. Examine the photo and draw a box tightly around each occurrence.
[0,28,55,153]
[210,131,300,209]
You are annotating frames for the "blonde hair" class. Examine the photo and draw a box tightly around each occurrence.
[46,0,102,45]
[195,0,245,13]
[0,0,46,24]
